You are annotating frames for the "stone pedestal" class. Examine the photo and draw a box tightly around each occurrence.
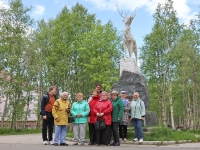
[144,111,157,127]
[112,70,149,109]
[120,58,140,76]
[111,58,158,126]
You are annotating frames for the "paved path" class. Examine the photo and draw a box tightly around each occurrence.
[0,134,199,150]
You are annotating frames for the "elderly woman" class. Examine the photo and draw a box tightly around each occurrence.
[110,90,124,146]
[130,92,145,144]
[119,91,131,142]
[88,89,100,145]
[71,93,90,145]
[94,91,112,145]
[52,92,71,146]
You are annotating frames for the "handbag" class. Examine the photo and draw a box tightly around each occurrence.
[94,117,106,130]
[68,115,74,123]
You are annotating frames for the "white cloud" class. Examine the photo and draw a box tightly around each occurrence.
[146,0,198,24]
[33,5,45,16]
[85,0,198,24]
[0,0,9,9]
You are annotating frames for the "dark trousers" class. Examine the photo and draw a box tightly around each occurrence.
[111,122,120,144]
[96,125,111,145]
[119,125,127,138]
[89,123,96,143]
[42,112,54,141]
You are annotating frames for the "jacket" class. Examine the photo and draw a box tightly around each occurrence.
[40,93,57,116]
[89,95,100,124]
[111,96,124,122]
[71,100,90,124]
[52,99,71,125]
[129,98,145,119]
[93,99,112,125]
[121,99,131,123]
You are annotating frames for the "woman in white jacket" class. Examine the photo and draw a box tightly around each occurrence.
[129,92,145,144]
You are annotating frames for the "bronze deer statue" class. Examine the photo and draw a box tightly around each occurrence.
[116,4,137,64]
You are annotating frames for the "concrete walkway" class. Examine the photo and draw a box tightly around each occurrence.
[0,133,199,147]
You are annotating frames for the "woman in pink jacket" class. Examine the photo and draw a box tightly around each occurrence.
[93,91,112,145]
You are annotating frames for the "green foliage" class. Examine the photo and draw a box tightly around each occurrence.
[140,0,200,129]
[35,3,122,101]
[0,0,38,130]
[0,0,122,130]
[145,127,197,142]
[0,128,41,135]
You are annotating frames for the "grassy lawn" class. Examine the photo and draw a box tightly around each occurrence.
[67,125,200,142]
[0,125,199,142]
[0,128,41,135]
[143,127,199,142]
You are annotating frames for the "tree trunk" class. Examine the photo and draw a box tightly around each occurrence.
[181,82,186,129]
[24,92,31,128]
[187,92,192,130]
[169,79,175,130]
[1,94,9,128]
[161,82,167,126]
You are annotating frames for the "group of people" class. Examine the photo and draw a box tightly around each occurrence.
[40,85,146,146]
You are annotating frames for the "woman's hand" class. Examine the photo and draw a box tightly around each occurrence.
[76,114,82,118]
[66,108,70,113]
[55,117,60,122]
[99,113,104,117]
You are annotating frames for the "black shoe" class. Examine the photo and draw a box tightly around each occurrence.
[88,142,94,145]
[54,143,59,146]
[60,143,68,146]
[110,143,115,146]
[73,142,78,145]
[114,142,120,146]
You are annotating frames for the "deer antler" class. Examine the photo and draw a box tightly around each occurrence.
[115,3,129,18]
[131,7,137,18]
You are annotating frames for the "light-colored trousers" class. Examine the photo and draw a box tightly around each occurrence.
[73,123,86,142]
[54,125,67,144]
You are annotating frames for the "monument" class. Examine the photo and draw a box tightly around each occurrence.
[112,5,157,127]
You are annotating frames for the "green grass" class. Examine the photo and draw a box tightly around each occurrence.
[0,128,41,135]
[1,125,199,142]
[143,127,198,142]
[67,125,199,142]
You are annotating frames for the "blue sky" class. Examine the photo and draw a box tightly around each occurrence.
[0,0,199,50]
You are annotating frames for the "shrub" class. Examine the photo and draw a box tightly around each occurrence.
[144,126,197,142]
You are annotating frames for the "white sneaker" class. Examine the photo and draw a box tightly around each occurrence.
[43,141,48,145]
[139,139,143,143]
[124,138,127,142]
[119,138,122,141]
[49,141,54,145]
[133,138,138,141]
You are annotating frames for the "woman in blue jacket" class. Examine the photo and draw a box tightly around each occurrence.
[71,93,90,145]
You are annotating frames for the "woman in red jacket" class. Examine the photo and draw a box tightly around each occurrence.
[94,91,113,145]
[88,89,100,145]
